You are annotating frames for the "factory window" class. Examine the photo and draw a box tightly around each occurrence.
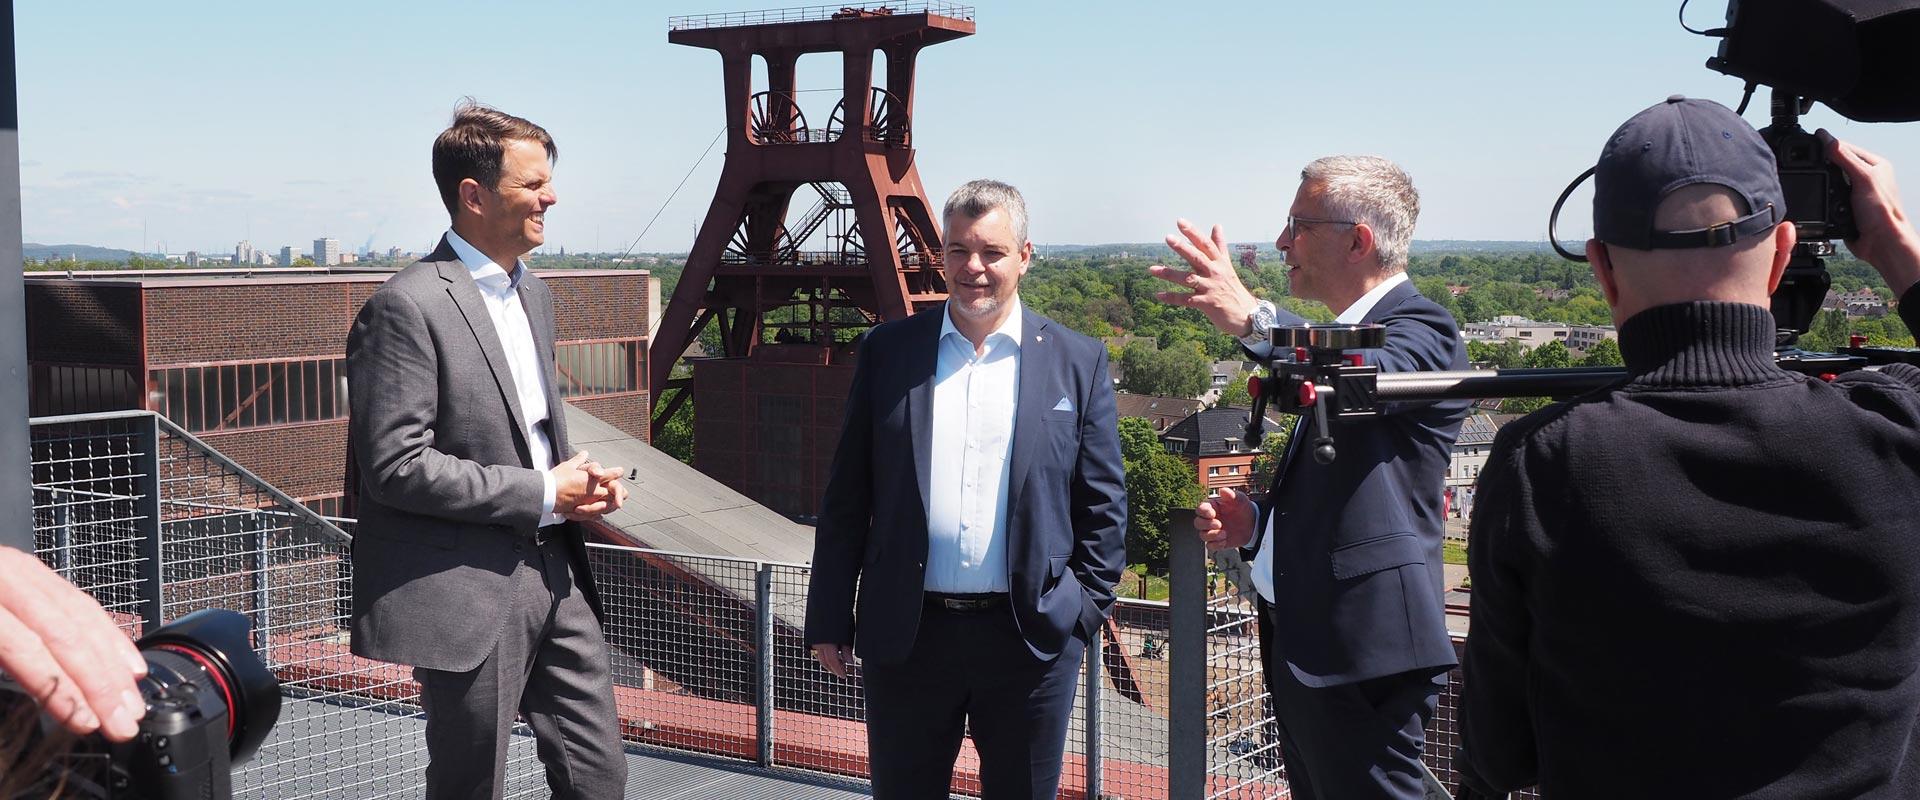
[29,364,141,417]
[150,357,346,433]
[555,338,646,399]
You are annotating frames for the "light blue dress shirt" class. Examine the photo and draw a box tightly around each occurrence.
[924,299,1023,594]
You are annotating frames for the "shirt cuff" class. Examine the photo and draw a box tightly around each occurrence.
[540,467,559,518]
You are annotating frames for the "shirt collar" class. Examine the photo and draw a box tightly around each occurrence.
[940,296,1025,350]
[1334,271,1410,324]
[445,229,525,292]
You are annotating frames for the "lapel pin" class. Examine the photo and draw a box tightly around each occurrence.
[1036,334,1044,342]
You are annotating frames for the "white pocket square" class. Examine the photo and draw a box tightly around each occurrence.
[1052,397,1073,412]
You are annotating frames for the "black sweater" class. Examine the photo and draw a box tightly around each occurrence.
[1463,290,1920,799]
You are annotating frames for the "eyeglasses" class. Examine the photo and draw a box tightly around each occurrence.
[1286,214,1358,234]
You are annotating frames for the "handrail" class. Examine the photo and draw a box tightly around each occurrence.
[31,410,350,543]
[670,2,975,31]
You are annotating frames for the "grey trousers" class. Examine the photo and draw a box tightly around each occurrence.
[415,533,627,799]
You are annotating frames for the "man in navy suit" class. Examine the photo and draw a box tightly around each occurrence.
[1153,156,1469,799]
[804,179,1128,800]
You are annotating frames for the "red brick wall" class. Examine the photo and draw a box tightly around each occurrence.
[1195,454,1258,494]
[194,422,349,502]
[545,273,649,341]
[567,394,652,443]
[693,359,853,519]
[146,283,357,365]
[25,283,142,365]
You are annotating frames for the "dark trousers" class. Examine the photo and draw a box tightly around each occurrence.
[862,603,1086,800]
[1256,599,1440,800]
[414,531,628,800]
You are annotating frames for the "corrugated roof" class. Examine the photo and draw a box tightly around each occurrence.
[564,405,816,565]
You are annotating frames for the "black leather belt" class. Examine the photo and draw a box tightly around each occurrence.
[532,524,567,547]
[924,592,1010,613]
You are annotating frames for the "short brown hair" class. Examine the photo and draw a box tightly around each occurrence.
[431,98,557,216]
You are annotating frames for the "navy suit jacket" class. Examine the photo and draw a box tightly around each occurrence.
[804,304,1128,665]
[1254,280,1469,687]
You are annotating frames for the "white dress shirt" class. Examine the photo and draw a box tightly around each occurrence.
[446,230,563,527]
[924,299,1023,594]
[1250,271,1409,602]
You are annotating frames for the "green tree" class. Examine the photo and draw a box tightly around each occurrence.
[1799,309,1851,352]
[1580,337,1624,367]
[1526,339,1572,369]
[1117,416,1162,465]
[1249,428,1292,486]
[1216,370,1253,408]
[1118,340,1210,398]
[1114,415,1205,574]
[652,386,695,464]
[1467,338,1529,369]
[1124,450,1204,573]
[1500,340,1573,413]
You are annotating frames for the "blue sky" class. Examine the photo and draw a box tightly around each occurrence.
[16,1,1918,255]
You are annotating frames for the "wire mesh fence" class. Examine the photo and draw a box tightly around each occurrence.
[27,413,551,799]
[25,410,1542,799]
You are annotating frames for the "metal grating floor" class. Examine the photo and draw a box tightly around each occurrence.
[241,695,888,799]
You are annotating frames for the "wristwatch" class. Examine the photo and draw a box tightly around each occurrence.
[1239,300,1277,348]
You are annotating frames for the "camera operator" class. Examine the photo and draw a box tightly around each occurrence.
[1461,96,1920,799]
[0,545,147,742]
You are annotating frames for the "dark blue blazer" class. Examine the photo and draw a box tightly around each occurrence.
[804,305,1128,665]
[1255,280,1469,687]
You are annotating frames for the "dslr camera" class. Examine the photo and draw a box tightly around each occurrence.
[2,609,281,800]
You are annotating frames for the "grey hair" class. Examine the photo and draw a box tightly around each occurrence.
[942,179,1029,245]
[1300,156,1419,271]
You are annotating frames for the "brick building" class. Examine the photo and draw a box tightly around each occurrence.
[1160,406,1262,495]
[25,267,652,516]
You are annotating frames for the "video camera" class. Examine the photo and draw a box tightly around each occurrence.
[1,609,281,800]
[1243,1,1920,460]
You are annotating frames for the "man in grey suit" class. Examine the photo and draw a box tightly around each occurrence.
[347,101,630,799]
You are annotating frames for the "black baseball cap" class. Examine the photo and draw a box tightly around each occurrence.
[1593,95,1785,250]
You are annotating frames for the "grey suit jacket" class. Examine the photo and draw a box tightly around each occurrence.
[345,235,602,672]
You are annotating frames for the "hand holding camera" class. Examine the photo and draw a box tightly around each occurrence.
[0,545,147,742]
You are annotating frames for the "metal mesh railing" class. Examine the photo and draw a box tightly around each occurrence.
[27,410,1541,799]
[32,414,155,639]
[669,2,975,31]
[1199,587,1287,799]
[27,412,552,799]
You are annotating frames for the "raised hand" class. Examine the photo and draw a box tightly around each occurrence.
[1149,219,1260,337]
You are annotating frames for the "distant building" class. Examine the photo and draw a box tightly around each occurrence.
[1161,406,1262,496]
[1566,324,1617,353]
[1448,414,1500,490]
[235,240,254,266]
[339,252,358,264]
[279,246,300,266]
[386,246,402,261]
[1114,392,1205,433]
[312,238,341,267]
[1205,360,1259,404]
[184,251,200,268]
[1462,315,1570,351]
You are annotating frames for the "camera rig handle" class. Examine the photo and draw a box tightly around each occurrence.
[1245,323,1636,462]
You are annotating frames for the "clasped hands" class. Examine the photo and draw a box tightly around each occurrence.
[551,450,629,521]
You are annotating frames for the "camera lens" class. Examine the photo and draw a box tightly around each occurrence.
[135,609,282,766]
